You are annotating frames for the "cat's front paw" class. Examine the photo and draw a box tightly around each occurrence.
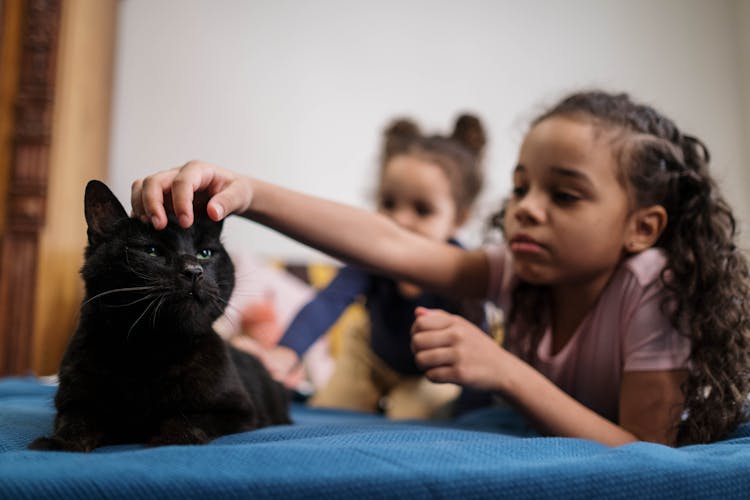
[28,436,93,452]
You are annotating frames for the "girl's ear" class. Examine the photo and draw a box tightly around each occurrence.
[624,205,667,253]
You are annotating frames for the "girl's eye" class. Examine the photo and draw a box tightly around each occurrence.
[197,249,213,260]
[379,196,395,211]
[511,186,527,198]
[552,191,580,205]
[414,202,432,217]
[145,246,160,257]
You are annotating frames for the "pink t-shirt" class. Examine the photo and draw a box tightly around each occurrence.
[484,245,691,422]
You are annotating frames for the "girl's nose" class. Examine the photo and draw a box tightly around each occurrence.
[391,208,416,230]
[513,191,546,225]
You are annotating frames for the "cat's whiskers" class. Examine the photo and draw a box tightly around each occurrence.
[150,294,169,328]
[209,293,235,314]
[82,286,156,307]
[105,291,166,308]
[126,296,161,341]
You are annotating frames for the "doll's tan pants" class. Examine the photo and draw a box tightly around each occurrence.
[309,318,460,419]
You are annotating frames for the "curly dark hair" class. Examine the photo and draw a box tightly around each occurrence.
[492,91,750,445]
[380,114,487,216]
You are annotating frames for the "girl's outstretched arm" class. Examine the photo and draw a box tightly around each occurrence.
[131,161,491,298]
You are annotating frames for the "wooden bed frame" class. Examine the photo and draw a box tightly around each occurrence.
[0,0,115,376]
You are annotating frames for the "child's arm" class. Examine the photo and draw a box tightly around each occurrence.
[618,369,687,444]
[131,161,491,298]
[278,266,369,355]
[411,307,682,446]
[254,266,370,384]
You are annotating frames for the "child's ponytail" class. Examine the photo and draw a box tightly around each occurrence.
[451,114,487,158]
[382,119,421,162]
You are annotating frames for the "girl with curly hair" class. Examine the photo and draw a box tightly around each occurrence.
[131,91,750,446]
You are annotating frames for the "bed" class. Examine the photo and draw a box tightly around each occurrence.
[1,377,749,499]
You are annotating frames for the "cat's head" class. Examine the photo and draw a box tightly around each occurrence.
[82,180,235,334]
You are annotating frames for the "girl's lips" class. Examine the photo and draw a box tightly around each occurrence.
[509,235,545,254]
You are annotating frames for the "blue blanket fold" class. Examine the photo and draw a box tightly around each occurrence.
[1,377,749,499]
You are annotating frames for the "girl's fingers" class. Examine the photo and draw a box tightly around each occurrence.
[163,161,251,227]
[424,366,458,385]
[414,306,432,317]
[411,308,452,334]
[131,161,246,230]
[411,328,455,351]
[137,168,180,229]
[207,177,251,222]
[170,161,220,227]
[411,309,458,353]
[130,176,152,222]
[130,178,144,220]
[414,346,454,370]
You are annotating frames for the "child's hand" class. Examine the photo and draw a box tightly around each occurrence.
[263,345,305,388]
[231,336,303,389]
[411,307,506,392]
[131,160,253,229]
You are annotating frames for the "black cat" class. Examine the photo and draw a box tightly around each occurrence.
[29,180,290,452]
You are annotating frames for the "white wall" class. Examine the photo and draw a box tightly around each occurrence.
[109,0,750,260]
[737,0,750,207]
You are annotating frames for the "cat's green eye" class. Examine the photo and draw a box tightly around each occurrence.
[145,246,160,257]
[197,249,213,260]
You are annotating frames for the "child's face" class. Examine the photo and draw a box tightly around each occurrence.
[377,155,462,242]
[503,115,634,289]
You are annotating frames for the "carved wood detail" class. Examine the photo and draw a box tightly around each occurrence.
[0,0,61,375]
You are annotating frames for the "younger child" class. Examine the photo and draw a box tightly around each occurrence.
[131,91,750,446]
[267,115,487,419]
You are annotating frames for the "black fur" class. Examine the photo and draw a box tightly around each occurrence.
[29,180,290,452]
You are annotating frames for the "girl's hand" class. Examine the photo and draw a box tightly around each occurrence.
[131,160,253,229]
[410,306,506,391]
[263,345,304,387]
[230,336,303,389]
[413,308,655,446]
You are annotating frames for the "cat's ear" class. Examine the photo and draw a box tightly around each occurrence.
[84,180,128,242]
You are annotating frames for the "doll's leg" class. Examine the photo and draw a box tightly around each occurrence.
[386,376,461,420]
[309,320,383,412]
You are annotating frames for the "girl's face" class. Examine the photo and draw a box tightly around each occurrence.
[503,115,634,289]
[377,155,463,242]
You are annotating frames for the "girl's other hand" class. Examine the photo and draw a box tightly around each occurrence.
[263,345,304,387]
[411,307,506,391]
[230,336,303,389]
[131,160,253,229]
